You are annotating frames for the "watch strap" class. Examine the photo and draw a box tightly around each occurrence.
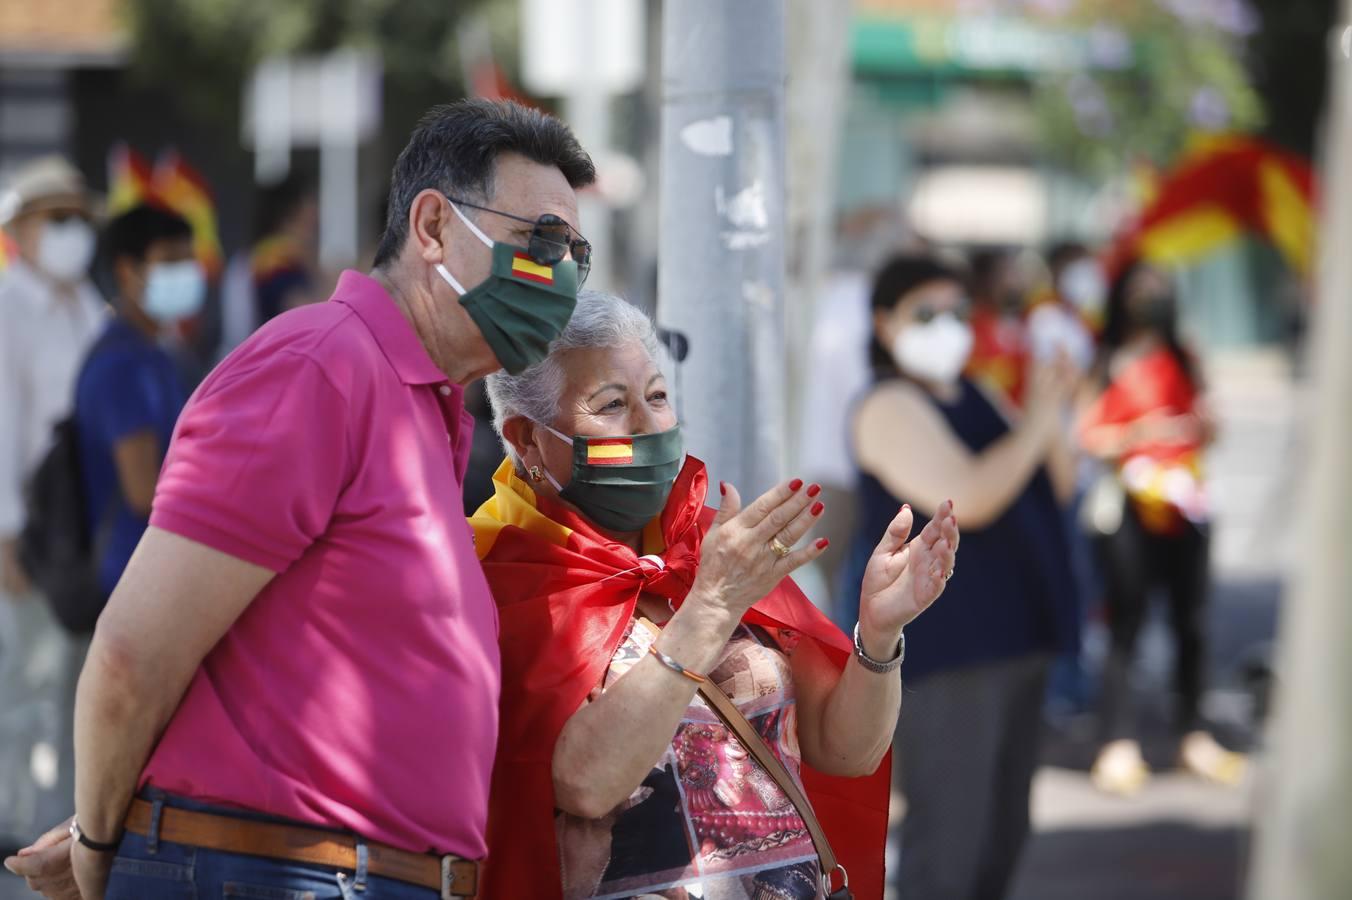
[70,818,122,853]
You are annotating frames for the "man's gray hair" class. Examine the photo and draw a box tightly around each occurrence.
[485,291,662,458]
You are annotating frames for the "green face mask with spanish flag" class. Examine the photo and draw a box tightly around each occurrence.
[539,423,685,533]
[436,201,579,375]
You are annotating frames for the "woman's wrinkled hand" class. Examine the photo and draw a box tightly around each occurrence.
[3,817,81,900]
[858,500,959,646]
[689,478,828,619]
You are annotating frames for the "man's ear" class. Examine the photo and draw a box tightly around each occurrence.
[408,189,450,265]
[500,415,537,463]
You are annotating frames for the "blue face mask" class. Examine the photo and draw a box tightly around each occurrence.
[143,261,206,323]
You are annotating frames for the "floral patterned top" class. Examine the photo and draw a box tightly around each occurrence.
[556,619,821,900]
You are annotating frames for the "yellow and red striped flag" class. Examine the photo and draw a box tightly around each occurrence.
[152,151,223,279]
[106,144,155,217]
[585,438,634,466]
[511,251,554,286]
[1109,134,1316,278]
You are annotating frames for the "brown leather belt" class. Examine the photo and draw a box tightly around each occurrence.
[124,799,479,898]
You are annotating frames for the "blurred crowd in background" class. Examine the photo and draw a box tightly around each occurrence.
[0,0,1346,898]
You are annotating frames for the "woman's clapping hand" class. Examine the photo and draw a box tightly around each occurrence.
[858,501,959,644]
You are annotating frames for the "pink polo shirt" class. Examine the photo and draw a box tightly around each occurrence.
[143,271,500,858]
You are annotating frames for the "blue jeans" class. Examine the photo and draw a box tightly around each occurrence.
[104,793,439,900]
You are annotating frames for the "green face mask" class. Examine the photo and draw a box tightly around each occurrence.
[436,200,578,375]
[539,423,684,533]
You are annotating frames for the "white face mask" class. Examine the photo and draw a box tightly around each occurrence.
[891,313,974,385]
[143,260,207,323]
[36,219,95,284]
[1058,259,1107,315]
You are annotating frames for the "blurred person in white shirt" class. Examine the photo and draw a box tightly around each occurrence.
[0,156,106,849]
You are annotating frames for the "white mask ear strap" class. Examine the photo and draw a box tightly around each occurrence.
[533,423,573,493]
[435,264,466,297]
[540,423,575,446]
[543,467,565,493]
[448,200,494,248]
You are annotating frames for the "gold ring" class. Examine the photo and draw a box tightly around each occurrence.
[770,537,792,559]
[945,569,955,581]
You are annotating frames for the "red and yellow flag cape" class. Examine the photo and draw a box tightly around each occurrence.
[468,456,890,899]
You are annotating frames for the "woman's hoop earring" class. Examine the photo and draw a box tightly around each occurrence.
[529,465,545,484]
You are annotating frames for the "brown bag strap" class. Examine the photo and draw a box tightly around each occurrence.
[695,676,840,875]
[636,618,842,883]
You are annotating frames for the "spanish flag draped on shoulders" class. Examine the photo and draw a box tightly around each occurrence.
[468,455,890,899]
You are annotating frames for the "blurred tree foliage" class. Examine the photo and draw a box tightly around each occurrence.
[120,0,498,134]
[1031,0,1266,176]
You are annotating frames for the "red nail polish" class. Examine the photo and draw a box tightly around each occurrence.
[806,483,822,498]
[789,478,804,492]
[811,501,824,516]
[815,538,830,550]
[719,481,727,496]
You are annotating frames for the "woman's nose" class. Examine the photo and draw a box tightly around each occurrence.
[628,405,660,435]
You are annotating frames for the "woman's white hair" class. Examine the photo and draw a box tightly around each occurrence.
[485,290,663,459]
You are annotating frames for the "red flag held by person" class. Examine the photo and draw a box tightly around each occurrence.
[152,151,224,279]
[107,143,155,216]
[1109,134,1316,278]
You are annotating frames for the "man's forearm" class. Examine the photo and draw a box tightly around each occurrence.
[73,640,184,843]
[70,528,276,842]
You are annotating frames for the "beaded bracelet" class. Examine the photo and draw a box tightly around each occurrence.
[648,643,706,683]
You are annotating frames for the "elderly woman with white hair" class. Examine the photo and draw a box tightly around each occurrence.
[469,291,959,900]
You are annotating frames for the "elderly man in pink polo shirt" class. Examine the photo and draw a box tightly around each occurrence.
[5,99,595,900]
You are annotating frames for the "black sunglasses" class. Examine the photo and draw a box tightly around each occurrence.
[446,197,592,286]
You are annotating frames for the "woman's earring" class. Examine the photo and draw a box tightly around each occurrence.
[529,465,545,484]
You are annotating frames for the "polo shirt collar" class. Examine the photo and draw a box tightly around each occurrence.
[333,270,448,386]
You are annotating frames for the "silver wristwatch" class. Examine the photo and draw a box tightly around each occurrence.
[853,622,905,674]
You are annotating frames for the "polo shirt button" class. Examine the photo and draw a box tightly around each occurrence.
[439,385,452,396]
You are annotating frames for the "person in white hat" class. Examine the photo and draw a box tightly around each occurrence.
[0,156,107,850]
